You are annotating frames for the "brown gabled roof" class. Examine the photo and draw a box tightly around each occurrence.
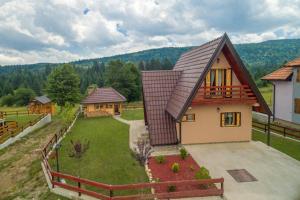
[285,57,300,67]
[166,33,272,120]
[81,87,126,104]
[261,67,293,81]
[166,35,224,120]
[142,70,182,145]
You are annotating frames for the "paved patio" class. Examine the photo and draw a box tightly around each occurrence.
[185,141,300,200]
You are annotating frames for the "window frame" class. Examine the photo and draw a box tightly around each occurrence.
[94,104,100,110]
[297,69,300,82]
[182,114,195,122]
[220,112,241,127]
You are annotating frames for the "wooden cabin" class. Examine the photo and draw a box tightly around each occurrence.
[81,87,126,117]
[142,34,271,146]
[28,96,55,114]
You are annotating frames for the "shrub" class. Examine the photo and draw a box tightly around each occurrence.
[171,162,180,173]
[179,148,188,160]
[155,155,166,164]
[167,185,176,192]
[195,167,211,180]
[133,138,153,166]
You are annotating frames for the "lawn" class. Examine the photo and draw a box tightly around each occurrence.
[50,116,148,194]
[5,114,40,126]
[121,109,144,120]
[258,85,273,107]
[0,106,27,112]
[252,130,300,161]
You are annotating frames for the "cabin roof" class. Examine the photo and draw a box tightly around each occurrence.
[261,66,293,81]
[81,87,126,104]
[34,96,51,104]
[142,70,181,145]
[285,57,300,67]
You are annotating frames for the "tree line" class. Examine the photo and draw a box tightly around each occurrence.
[0,57,174,107]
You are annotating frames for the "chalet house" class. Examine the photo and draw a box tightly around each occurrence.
[28,96,55,114]
[142,34,271,146]
[81,87,126,117]
[262,57,300,124]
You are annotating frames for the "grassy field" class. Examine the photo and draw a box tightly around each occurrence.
[0,106,27,111]
[5,114,40,126]
[50,116,148,195]
[252,130,300,161]
[121,109,144,120]
[258,85,273,107]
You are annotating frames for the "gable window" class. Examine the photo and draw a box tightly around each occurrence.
[205,69,232,96]
[221,112,241,127]
[182,114,195,122]
[294,99,300,114]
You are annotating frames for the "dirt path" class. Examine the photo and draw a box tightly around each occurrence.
[0,119,67,200]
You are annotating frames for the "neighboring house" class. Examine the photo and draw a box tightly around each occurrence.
[28,96,55,114]
[142,33,271,146]
[262,57,300,124]
[81,87,126,117]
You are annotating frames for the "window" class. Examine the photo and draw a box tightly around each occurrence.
[297,69,300,82]
[106,104,113,108]
[94,104,100,110]
[295,99,300,114]
[221,112,241,127]
[205,69,232,96]
[182,114,195,122]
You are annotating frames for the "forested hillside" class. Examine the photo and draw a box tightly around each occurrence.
[0,38,300,102]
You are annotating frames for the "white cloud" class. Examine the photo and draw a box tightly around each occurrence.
[0,0,299,65]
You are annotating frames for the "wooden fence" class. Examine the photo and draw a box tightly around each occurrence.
[0,110,31,118]
[0,113,46,144]
[41,109,224,199]
[253,120,300,140]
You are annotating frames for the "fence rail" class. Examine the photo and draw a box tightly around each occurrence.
[0,110,31,118]
[253,120,300,140]
[41,108,224,199]
[0,113,46,144]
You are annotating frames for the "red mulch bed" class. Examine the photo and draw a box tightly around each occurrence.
[148,154,205,193]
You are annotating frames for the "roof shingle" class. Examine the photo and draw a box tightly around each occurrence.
[34,96,51,104]
[81,87,126,104]
[261,67,293,81]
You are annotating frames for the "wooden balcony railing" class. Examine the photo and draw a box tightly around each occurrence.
[192,85,257,105]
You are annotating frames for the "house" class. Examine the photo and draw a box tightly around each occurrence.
[142,33,271,146]
[262,57,300,123]
[81,87,126,117]
[28,96,55,114]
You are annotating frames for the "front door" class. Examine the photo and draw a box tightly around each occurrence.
[114,104,120,115]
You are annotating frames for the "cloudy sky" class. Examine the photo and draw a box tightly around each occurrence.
[0,0,299,65]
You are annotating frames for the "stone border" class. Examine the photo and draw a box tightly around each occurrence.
[0,114,51,150]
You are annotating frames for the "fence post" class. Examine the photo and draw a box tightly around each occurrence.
[283,127,286,137]
[221,181,224,197]
[78,180,81,196]
[110,189,113,198]
[267,115,271,146]
[264,124,267,133]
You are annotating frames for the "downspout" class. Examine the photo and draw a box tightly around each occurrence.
[272,83,276,122]
[179,122,182,144]
[267,114,271,146]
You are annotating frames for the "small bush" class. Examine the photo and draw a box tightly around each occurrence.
[195,167,211,179]
[171,162,180,173]
[167,185,176,192]
[179,148,188,160]
[155,155,166,164]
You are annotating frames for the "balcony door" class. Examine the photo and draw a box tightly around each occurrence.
[205,69,232,97]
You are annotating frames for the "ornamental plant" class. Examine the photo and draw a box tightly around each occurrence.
[167,185,176,192]
[155,155,166,164]
[171,162,180,173]
[180,148,188,160]
[195,166,211,179]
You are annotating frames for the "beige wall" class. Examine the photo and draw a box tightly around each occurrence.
[180,104,252,144]
[83,103,123,117]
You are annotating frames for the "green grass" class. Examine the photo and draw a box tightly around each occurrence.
[50,116,148,195]
[252,130,300,161]
[258,85,273,107]
[121,109,144,120]
[0,106,27,112]
[5,114,40,126]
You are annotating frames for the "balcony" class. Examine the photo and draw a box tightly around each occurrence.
[191,85,257,105]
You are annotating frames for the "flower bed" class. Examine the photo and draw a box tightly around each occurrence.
[148,154,213,193]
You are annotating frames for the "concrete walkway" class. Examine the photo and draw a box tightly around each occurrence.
[185,141,300,200]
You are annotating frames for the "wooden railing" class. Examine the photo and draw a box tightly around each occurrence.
[41,109,224,199]
[192,85,257,104]
[0,113,46,144]
[253,120,300,140]
[0,110,31,118]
